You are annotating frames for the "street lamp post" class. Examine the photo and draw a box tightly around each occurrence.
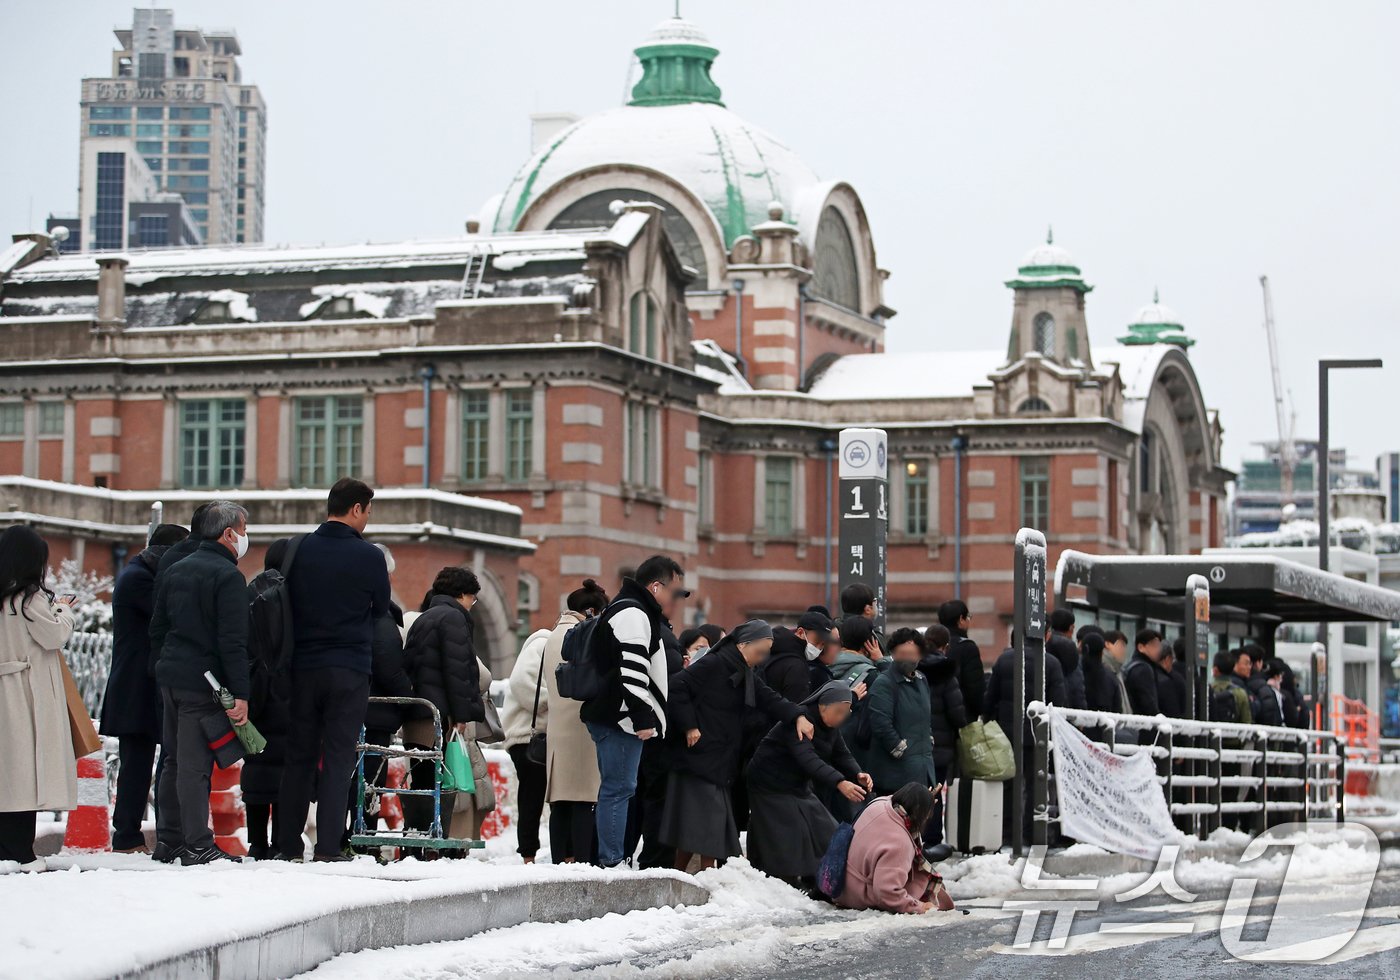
[1318,358,1383,572]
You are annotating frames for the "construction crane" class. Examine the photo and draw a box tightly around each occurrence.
[1259,275,1297,506]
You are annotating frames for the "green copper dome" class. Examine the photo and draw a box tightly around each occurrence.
[1118,288,1196,348]
[1004,227,1093,294]
[628,17,724,107]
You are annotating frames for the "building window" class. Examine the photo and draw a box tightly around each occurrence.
[137,52,166,78]
[1033,312,1056,358]
[628,292,658,358]
[505,389,533,482]
[905,460,929,535]
[136,123,163,138]
[625,402,660,488]
[698,451,713,526]
[137,106,163,120]
[89,106,131,120]
[88,123,130,137]
[1018,396,1052,414]
[294,395,363,486]
[38,402,65,436]
[1108,459,1120,539]
[168,107,211,120]
[461,390,489,482]
[179,399,246,488]
[0,404,23,436]
[765,456,795,536]
[1020,457,1051,531]
[136,215,169,247]
[94,152,125,250]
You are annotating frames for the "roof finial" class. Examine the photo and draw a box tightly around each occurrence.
[1153,285,1159,304]
[1046,224,1053,245]
[674,0,681,16]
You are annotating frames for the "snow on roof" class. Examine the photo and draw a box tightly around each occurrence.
[491,102,821,247]
[4,229,601,286]
[0,239,38,278]
[691,339,752,393]
[804,349,1007,401]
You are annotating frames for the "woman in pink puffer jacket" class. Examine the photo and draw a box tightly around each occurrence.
[835,783,936,914]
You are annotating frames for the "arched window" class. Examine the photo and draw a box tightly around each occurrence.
[1018,397,1052,414]
[628,291,660,359]
[1033,312,1056,357]
[550,189,708,284]
[811,206,861,311]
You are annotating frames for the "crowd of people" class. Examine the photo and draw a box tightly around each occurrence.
[0,484,1316,910]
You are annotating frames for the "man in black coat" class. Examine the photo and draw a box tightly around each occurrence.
[277,479,390,862]
[153,502,214,579]
[939,600,986,720]
[101,523,188,852]
[1122,629,1167,716]
[1046,609,1087,709]
[982,640,1067,847]
[758,610,835,705]
[1242,644,1283,727]
[149,502,251,865]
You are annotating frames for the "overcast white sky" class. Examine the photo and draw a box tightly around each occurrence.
[3,1,1397,475]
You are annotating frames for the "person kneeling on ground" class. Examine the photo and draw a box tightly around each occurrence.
[746,681,871,889]
[835,783,940,914]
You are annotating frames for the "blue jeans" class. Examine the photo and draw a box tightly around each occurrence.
[587,721,644,867]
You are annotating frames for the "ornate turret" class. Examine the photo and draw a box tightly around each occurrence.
[628,17,724,107]
[1004,228,1094,366]
[1118,288,1196,348]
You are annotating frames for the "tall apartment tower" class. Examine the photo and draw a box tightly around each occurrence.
[79,8,266,246]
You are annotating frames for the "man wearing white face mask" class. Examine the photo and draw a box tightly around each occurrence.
[150,500,251,864]
[756,610,835,706]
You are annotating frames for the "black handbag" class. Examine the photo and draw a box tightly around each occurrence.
[525,652,547,766]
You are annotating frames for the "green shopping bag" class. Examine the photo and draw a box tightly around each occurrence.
[443,730,476,794]
[957,719,1017,781]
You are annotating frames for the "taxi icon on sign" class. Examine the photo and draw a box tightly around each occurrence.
[845,440,871,469]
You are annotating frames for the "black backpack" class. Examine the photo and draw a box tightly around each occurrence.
[555,599,641,702]
[246,534,305,719]
[1208,685,1241,724]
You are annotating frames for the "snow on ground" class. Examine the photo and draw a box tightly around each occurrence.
[297,858,990,980]
[0,849,679,980]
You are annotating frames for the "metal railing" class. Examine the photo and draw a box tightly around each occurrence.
[63,630,113,718]
[1027,701,1346,843]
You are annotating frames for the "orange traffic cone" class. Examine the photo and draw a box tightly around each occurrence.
[210,760,247,856]
[62,750,112,852]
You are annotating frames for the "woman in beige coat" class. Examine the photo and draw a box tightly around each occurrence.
[0,527,78,869]
[541,579,609,863]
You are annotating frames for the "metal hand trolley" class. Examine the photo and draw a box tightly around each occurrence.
[349,696,485,856]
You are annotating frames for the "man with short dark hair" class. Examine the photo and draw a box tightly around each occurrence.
[1046,608,1085,709]
[1210,651,1252,724]
[759,609,835,704]
[155,502,215,579]
[840,583,876,620]
[149,501,250,865]
[277,478,390,862]
[581,554,685,868]
[1122,628,1165,716]
[1240,643,1282,727]
[938,599,986,719]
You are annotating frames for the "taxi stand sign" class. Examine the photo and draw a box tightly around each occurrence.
[838,428,888,635]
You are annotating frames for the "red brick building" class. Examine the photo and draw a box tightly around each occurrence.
[0,16,1231,667]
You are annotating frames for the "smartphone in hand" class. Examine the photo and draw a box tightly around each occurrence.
[57,593,78,605]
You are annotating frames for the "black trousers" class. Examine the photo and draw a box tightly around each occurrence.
[507,744,546,858]
[156,687,223,852]
[113,734,158,850]
[633,763,673,870]
[0,810,38,864]
[924,760,952,845]
[277,667,369,859]
[548,801,596,863]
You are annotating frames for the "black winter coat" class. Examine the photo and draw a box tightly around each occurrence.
[1047,634,1087,709]
[155,534,203,578]
[1246,674,1284,727]
[668,642,802,787]
[758,628,815,704]
[982,647,1067,746]
[100,547,169,739]
[1122,652,1165,716]
[748,704,861,797]
[366,603,414,732]
[918,652,968,768]
[1159,666,1189,719]
[403,594,484,727]
[1081,651,1122,714]
[947,630,986,719]
[150,541,250,699]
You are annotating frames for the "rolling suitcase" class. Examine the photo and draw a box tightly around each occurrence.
[946,776,1004,854]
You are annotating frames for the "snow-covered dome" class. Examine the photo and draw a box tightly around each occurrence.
[1119,288,1195,348]
[489,17,824,251]
[1005,227,1091,293]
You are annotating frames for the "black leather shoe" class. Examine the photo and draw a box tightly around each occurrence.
[151,842,186,865]
[922,842,955,864]
[180,845,242,866]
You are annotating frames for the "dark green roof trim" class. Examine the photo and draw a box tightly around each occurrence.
[1004,276,1094,294]
[629,41,725,107]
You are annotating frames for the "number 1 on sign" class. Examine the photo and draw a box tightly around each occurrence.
[851,486,863,512]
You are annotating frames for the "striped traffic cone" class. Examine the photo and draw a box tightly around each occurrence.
[62,750,112,852]
[210,760,247,856]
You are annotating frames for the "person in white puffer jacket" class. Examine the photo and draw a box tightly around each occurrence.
[502,625,553,862]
